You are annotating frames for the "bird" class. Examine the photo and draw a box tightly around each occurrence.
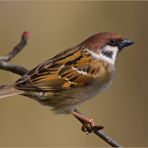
[0,32,134,129]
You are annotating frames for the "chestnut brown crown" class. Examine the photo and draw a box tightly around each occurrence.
[80,32,134,52]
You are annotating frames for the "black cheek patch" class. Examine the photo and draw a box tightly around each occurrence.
[102,51,113,59]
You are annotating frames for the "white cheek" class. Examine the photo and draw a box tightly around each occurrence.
[102,45,119,53]
[85,46,119,65]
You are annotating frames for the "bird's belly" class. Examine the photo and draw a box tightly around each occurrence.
[71,76,113,103]
[39,75,113,114]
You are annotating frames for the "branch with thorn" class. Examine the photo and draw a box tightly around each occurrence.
[0,32,122,147]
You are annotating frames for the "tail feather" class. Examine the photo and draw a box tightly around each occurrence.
[0,84,23,99]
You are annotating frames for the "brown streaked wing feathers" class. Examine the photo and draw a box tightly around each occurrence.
[15,47,101,91]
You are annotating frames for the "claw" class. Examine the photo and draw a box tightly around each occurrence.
[81,123,104,134]
[81,122,93,133]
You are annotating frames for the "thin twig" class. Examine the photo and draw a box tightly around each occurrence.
[0,32,30,62]
[74,109,122,147]
[0,32,122,147]
[0,32,29,75]
[0,61,28,75]
[93,129,122,147]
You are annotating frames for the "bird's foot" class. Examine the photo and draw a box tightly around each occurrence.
[81,123,104,134]
[72,111,104,134]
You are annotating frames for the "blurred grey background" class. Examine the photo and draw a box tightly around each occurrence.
[0,1,147,147]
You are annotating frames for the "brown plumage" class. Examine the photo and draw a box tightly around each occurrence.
[0,32,134,114]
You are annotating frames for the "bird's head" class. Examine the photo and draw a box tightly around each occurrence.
[80,32,134,65]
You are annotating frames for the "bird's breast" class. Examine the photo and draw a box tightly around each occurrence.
[64,63,115,106]
[79,64,114,99]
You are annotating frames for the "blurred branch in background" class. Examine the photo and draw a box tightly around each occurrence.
[0,32,29,75]
[0,32,122,147]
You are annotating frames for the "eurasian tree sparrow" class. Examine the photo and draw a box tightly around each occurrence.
[0,32,134,127]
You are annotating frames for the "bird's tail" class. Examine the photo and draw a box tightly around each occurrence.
[0,84,23,99]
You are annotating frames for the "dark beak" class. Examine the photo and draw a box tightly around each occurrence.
[118,39,134,50]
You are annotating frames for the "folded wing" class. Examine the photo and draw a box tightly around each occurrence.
[15,47,102,91]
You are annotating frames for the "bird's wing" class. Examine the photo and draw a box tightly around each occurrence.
[15,47,102,91]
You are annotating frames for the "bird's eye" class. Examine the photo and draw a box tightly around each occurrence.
[109,39,118,46]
